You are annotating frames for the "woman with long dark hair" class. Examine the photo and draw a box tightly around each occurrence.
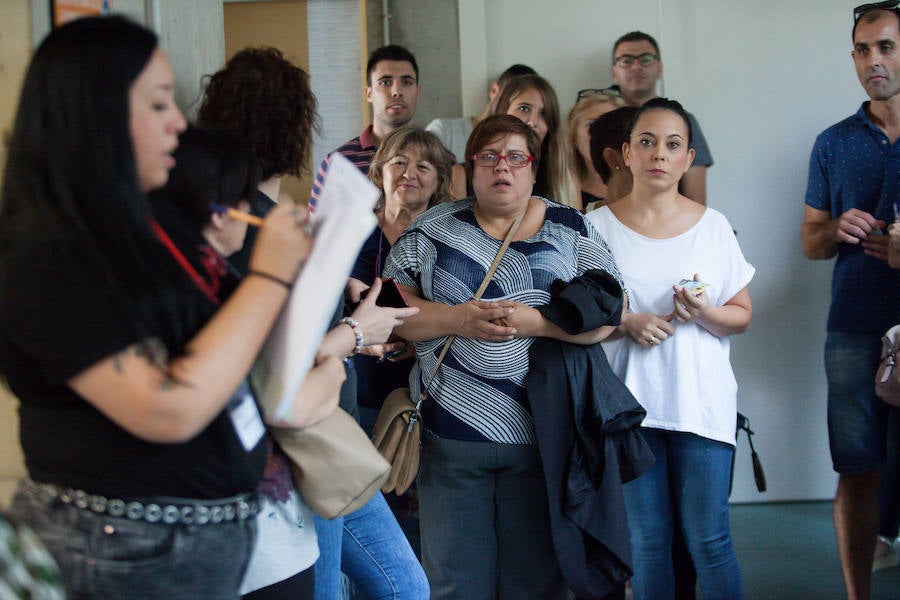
[0,17,317,599]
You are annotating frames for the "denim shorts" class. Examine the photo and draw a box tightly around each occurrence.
[825,331,889,474]
[10,481,257,599]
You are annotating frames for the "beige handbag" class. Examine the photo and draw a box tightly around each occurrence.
[372,207,527,495]
[877,324,900,407]
[371,388,422,495]
[272,408,390,519]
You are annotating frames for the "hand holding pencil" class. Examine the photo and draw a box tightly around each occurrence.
[210,202,264,227]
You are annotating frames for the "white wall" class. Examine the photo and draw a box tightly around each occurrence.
[308,0,366,173]
[462,0,868,503]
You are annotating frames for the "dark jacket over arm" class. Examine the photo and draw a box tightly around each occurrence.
[526,270,654,599]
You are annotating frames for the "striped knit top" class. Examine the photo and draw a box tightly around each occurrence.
[383,197,623,444]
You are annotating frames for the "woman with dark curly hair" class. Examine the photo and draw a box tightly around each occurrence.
[197,48,335,599]
[197,47,419,600]
[197,46,320,275]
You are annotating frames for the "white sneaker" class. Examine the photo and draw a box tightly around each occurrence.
[873,535,900,573]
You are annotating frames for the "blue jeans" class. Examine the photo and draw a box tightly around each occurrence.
[623,428,743,600]
[11,482,256,600]
[313,491,427,600]
[825,331,889,473]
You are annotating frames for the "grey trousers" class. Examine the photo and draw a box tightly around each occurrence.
[418,432,566,600]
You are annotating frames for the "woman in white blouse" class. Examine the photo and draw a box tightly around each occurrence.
[586,98,753,600]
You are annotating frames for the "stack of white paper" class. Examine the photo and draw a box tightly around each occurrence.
[252,153,379,424]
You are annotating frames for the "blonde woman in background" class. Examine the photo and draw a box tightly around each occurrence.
[566,90,624,212]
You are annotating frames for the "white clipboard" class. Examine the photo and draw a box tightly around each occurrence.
[251,153,379,424]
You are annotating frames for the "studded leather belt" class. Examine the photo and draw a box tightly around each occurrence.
[24,480,258,526]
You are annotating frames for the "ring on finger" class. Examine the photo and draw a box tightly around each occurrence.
[649,335,658,345]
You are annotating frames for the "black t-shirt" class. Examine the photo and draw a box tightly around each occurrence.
[0,206,266,499]
[348,226,414,410]
[228,189,277,277]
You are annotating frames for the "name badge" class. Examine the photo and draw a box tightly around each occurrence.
[228,380,266,452]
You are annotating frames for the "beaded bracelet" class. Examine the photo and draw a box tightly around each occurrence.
[248,270,293,291]
[339,317,364,355]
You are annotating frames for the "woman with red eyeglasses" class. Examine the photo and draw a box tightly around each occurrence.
[383,114,625,599]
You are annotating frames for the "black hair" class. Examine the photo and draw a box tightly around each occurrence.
[852,6,900,40]
[627,97,692,146]
[497,64,537,87]
[150,127,260,229]
[366,45,419,84]
[612,31,661,60]
[589,106,640,182]
[0,15,193,348]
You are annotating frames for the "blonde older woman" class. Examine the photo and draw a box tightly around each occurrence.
[314,127,454,600]
[566,91,623,212]
[349,126,456,419]
[385,115,623,599]
[348,127,456,302]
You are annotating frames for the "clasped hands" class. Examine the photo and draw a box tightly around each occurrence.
[448,299,542,342]
[624,274,710,348]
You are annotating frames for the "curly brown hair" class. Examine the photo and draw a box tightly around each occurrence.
[197,47,320,180]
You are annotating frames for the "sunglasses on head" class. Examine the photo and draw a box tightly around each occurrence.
[854,0,900,21]
[576,86,621,102]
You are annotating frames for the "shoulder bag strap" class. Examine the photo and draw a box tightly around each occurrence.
[419,204,528,403]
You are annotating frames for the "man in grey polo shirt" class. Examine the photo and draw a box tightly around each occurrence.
[608,30,714,204]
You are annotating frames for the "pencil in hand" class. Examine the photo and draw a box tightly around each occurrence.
[210,202,264,227]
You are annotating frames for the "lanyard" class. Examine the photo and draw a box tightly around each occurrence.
[149,219,221,306]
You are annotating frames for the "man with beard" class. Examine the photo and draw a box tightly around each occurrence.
[310,45,420,209]
[801,3,900,598]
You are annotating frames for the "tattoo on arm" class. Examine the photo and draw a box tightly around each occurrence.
[113,339,187,390]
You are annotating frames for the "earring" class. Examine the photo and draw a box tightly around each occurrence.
[614,165,621,171]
